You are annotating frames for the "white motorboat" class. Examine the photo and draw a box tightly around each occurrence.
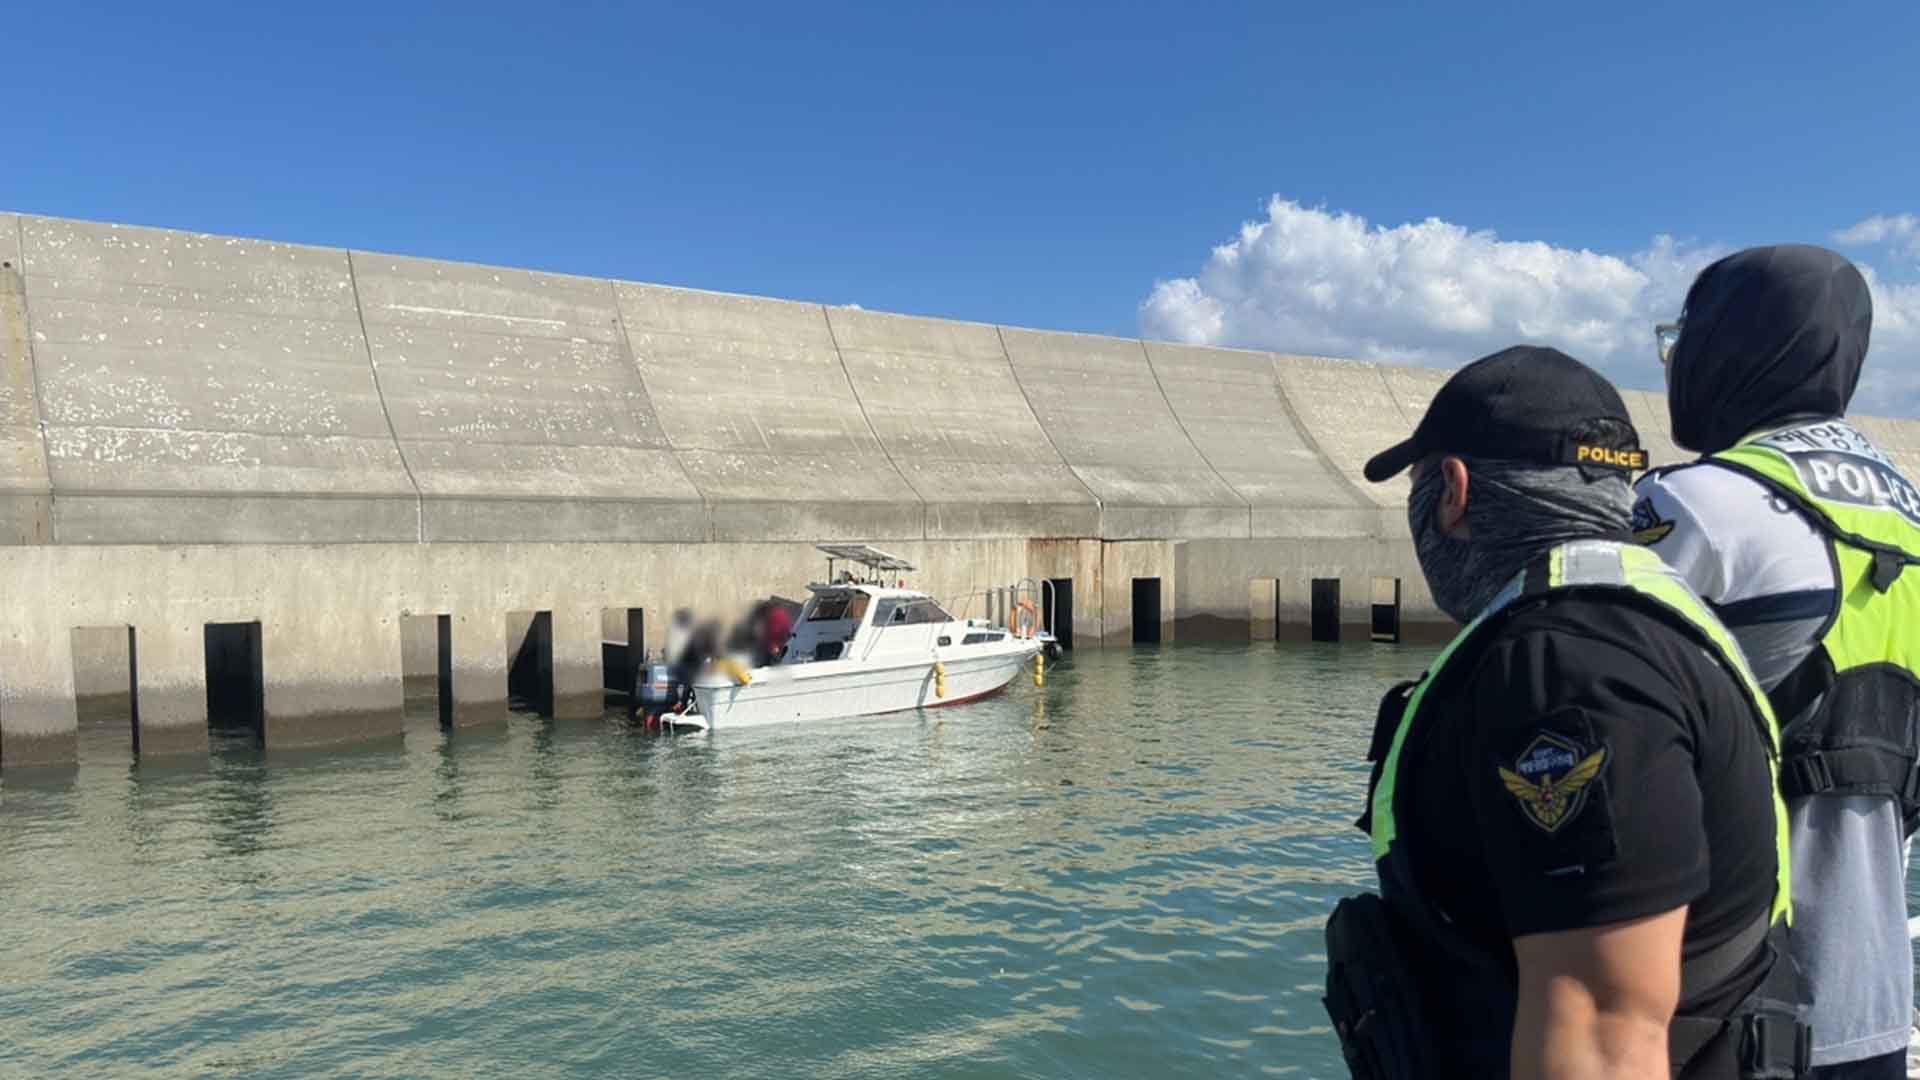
[684,544,1055,732]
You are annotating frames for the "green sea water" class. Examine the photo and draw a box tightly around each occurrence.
[0,641,1447,1078]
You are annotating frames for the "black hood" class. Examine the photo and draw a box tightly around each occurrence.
[1668,244,1872,453]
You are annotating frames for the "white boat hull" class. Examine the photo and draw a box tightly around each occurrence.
[692,643,1040,731]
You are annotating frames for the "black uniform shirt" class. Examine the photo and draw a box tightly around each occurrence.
[1398,590,1779,1017]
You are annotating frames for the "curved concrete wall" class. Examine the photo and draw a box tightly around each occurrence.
[354,254,703,543]
[1377,364,1451,499]
[615,283,921,542]
[1379,365,1450,428]
[1620,390,1685,469]
[0,215,51,544]
[824,308,1098,539]
[5,211,1919,545]
[1000,328,1246,539]
[1273,355,1409,510]
[7,210,1920,765]
[1145,342,1381,538]
[1853,416,1920,479]
[22,217,417,544]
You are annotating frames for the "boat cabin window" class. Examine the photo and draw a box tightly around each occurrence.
[782,589,872,665]
[872,598,951,626]
[807,594,852,621]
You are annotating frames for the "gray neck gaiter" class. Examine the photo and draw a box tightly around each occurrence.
[1408,457,1634,624]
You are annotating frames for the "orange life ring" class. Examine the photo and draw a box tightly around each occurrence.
[1012,598,1039,639]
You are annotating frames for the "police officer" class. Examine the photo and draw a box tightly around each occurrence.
[1325,346,1807,1078]
[1636,244,1919,1078]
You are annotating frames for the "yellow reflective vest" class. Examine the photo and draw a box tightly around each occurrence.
[1356,540,1799,1074]
[1369,540,1791,924]
[1709,420,1920,824]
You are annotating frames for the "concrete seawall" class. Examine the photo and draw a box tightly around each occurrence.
[3,211,1916,767]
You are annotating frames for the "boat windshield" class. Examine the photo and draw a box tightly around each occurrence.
[806,593,851,621]
[871,597,951,626]
[802,591,869,623]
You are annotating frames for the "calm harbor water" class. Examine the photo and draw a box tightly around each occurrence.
[0,640,1580,1077]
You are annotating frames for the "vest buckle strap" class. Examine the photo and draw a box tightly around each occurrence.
[1902,763,1920,808]
[1871,549,1907,593]
[1739,1010,1812,1079]
[1786,751,1835,797]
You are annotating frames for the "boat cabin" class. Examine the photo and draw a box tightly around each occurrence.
[783,584,976,661]
[777,545,996,664]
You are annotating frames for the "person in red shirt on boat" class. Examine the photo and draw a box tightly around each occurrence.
[764,603,794,662]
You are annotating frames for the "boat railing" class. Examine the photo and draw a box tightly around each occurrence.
[944,587,985,625]
[1024,578,1056,639]
[995,578,1052,639]
[940,580,1059,639]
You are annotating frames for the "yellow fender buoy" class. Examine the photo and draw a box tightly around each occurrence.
[1033,651,1045,688]
[933,661,947,698]
[716,657,753,686]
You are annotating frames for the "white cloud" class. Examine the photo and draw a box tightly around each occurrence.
[1142,197,1920,419]
[1853,270,1920,418]
[1834,214,1920,259]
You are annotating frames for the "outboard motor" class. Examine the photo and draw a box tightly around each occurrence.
[632,661,688,728]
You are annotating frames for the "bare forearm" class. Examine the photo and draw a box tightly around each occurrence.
[1509,909,1685,1080]
[1512,988,1669,1079]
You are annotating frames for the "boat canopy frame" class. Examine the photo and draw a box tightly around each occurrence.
[816,543,916,585]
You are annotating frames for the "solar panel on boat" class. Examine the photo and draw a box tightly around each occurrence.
[814,543,916,572]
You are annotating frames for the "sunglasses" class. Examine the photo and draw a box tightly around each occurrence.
[1654,320,1682,367]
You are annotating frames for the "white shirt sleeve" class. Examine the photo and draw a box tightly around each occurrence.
[1633,463,1836,689]
[1632,469,1729,602]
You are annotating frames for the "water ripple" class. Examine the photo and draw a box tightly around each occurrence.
[0,641,1435,1078]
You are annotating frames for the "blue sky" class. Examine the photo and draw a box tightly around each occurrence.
[6,1,1918,413]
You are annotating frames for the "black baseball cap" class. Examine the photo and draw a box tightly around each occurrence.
[1363,345,1645,483]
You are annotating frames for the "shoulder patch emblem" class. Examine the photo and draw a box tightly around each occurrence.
[1630,497,1674,545]
[1499,733,1607,834]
